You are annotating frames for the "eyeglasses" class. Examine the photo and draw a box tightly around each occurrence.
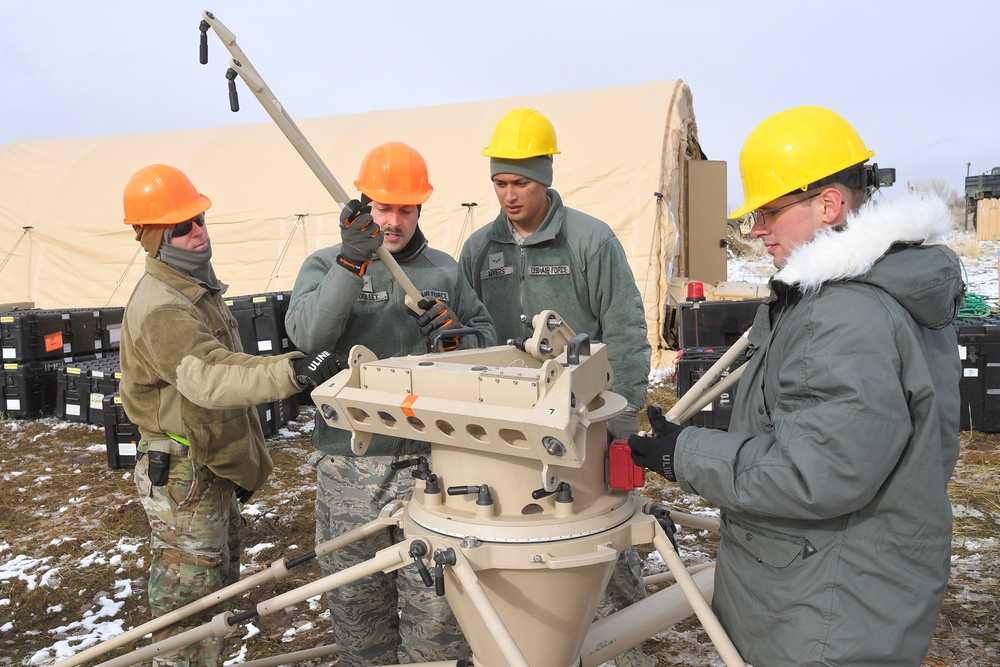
[749,192,821,228]
[172,213,206,237]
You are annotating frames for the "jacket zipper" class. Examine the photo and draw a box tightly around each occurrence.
[518,247,529,336]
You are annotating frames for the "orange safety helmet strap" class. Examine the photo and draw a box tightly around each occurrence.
[123,164,212,226]
[354,142,433,206]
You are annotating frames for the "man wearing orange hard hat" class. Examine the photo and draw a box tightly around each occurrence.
[120,163,344,667]
[286,142,495,665]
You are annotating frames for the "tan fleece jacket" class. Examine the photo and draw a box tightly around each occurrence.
[120,256,304,490]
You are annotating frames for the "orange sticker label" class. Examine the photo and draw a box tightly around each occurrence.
[400,394,419,419]
[44,332,63,353]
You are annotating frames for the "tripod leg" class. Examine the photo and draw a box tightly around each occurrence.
[92,543,411,667]
[653,505,721,533]
[94,612,238,667]
[57,509,403,667]
[255,544,408,615]
[313,501,403,558]
[447,550,531,667]
[650,526,745,666]
[579,566,717,666]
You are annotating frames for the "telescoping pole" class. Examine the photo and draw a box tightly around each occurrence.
[666,329,750,425]
[199,11,426,314]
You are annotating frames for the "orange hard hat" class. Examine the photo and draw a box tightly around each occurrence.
[354,142,433,206]
[123,164,212,226]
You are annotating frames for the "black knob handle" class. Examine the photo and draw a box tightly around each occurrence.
[447,484,492,506]
[198,21,210,64]
[408,541,434,588]
[226,68,239,112]
[434,548,457,597]
[392,456,428,472]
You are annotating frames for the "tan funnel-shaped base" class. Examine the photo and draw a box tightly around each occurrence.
[418,500,648,667]
[308,313,740,666]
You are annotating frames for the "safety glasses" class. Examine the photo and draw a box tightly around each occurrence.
[749,192,821,228]
[172,213,206,237]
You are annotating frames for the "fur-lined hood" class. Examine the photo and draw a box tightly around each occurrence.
[773,194,964,329]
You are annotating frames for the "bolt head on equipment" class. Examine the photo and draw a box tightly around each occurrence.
[354,141,433,206]
[123,163,212,226]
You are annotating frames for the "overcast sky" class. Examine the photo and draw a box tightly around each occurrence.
[2,1,998,209]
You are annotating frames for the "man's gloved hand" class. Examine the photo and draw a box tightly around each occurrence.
[645,404,678,438]
[337,199,383,276]
[293,349,348,389]
[410,298,462,350]
[234,485,254,503]
[628,405,688,482]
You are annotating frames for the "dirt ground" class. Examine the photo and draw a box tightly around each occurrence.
[1,394,997,666]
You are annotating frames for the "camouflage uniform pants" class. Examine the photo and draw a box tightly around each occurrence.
[599,421,648,623]
[315,453,470,666]
[135,440,241,667]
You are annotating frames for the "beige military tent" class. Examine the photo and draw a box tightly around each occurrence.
[0,80,704,368]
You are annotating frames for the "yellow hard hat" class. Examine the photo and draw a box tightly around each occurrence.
[483,108,561,159]
[729,106,874,220]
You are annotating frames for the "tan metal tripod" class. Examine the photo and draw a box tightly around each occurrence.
[59,311,746,667]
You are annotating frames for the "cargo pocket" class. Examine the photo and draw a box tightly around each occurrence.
[135,452,152,498]
[724,515,813,567]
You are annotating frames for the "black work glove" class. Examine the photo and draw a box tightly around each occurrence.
[234,485,254,503]
[337,199,383,276]
[410,298,462,350]
[628,405,688,482]
[292,349,348,389]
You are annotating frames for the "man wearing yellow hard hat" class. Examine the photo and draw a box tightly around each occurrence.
[460,108,653,667]
[629,107,963,666]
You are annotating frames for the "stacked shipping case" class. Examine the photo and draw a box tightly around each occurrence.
[954,314,1000,433]
[224,291,301,436]
[2,293,306,469]
[1,307,124,419]
[674,299,761,430]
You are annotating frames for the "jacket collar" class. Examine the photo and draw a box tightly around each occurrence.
[145,255,228,302]
[488,188,565,244]
[774,194,952,293]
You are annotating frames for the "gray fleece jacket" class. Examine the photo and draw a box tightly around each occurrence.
[459,189,650,411]
[285,231,496,456]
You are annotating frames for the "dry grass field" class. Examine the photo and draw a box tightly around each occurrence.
[1,384,996,666]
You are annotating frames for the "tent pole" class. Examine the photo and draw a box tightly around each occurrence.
[264,214,306,293]
[0,226,32,276]
[105,244,143,307]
